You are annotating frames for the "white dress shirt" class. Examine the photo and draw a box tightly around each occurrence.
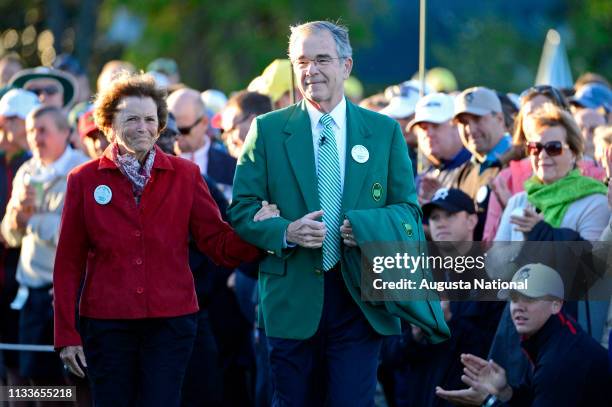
[305,96,347,192]
[180,137,211,176]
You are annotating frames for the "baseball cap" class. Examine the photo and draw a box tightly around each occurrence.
[0,88,40,119]
[9,66,76,107]
[147,58,179,77]
[422,188,476,220]
[570,83,612,112]
[379,81,422,119]
[454,86,502,117]
[498,263,565,300]
[77,109,98,139]
[408,93,455,130]
[201,89,228,115]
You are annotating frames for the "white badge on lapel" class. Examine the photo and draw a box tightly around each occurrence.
[351,145,369,163]
[94,185,112,205]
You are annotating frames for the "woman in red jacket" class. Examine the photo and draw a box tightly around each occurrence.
[53,73,261,407]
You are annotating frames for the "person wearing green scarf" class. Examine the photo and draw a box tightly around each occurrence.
[495,104,610,242]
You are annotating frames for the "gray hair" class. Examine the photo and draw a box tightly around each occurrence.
[27,105,70,132]
[288,21,352,61]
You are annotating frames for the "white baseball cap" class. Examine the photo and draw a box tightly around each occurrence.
[408,92,455,130]
[498,263,565,300]
[0,88,41,120]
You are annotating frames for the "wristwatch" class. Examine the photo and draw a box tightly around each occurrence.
[482,394,501,407]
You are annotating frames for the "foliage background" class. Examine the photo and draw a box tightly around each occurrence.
[0,0,609,94]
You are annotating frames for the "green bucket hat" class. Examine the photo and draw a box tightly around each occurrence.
[9,66,76,108]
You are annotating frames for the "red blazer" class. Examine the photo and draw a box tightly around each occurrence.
[53,146,260,348]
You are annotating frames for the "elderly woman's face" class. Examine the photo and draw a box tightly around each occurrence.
[111,96,159,156]
[524,120,575,184]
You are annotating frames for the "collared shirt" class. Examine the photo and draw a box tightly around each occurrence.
[180,136,211,176]
[305,96,347,191]
[477,133,512,173]
[31,146,75,183]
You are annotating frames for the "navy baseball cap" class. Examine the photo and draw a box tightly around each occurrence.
[422,188,476,220]
[570,83,612,112]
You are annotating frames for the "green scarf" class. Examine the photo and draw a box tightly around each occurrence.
[524,169,607,228]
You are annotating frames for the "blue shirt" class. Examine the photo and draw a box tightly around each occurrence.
[478,133,512,173]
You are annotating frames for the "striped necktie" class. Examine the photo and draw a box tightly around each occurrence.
[317,114,343,271]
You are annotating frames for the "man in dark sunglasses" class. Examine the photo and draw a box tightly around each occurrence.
[167,87,236,201]
[8,66,76,109]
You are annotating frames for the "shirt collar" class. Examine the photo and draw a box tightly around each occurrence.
[37,146,72,176]
[305,96,347,133]
[481,133,512,165]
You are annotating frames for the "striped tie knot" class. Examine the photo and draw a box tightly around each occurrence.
[320,113,334,129]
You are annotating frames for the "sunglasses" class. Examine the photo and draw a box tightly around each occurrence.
[178,116,203,135]
[26,85,60,96]
[526,141,567,157]
[519,85,568,109]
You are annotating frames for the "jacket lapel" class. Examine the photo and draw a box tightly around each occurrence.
[342,101,372,211]
[284,101,320,212]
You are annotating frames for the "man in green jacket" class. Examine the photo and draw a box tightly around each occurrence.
[228,20,426,406]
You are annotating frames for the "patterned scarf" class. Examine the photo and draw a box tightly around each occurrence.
[111,143,156,203]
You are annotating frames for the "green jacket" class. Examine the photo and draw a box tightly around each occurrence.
[344,205,450,344]
[228,98,432,339]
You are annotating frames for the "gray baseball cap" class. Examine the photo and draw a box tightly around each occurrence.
[454,86,502,117]
[498,263,565,300]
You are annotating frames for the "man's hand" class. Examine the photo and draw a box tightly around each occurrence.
[12,185,36,229]
[435,386,486,406]
[418,176,442,205]
[59,345,87,378]
[460,354,508,397]
[340,219,357,247]
[253,201,280,222]
[286,210,326,248]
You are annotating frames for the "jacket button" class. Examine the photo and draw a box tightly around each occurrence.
[135,258,143,265]
[314,269,322,274]
[134,231,142,237]
[136,287,144,294]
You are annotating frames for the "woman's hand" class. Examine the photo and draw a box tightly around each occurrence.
[510,207,544,234]
[253,201,280,222]
[491,175,512,209]
[59,345,87,378]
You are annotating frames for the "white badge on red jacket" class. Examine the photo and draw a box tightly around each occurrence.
[351,145,369,163]
[94,185,112,205]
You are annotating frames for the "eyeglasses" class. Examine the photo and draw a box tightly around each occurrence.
[178,116,203,135]
[292,56,343,69]
[26,85,60,96]
[519,85,568,110]
[526,141,568,157]
[223,114,252,134]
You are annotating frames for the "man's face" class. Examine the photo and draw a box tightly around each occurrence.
[82,131,109,159]
[574,108,605,156]
[428,208,476,242]
[510,292,561,337]
[111,96,159,156]
[221,106,253,159]
[169,98,208,154]
[413,120,461,161]
[455,112,504,156]
[291,30,352,111]
[24,78,65,108]
[26,113,69,165]
[0,115,28,150]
